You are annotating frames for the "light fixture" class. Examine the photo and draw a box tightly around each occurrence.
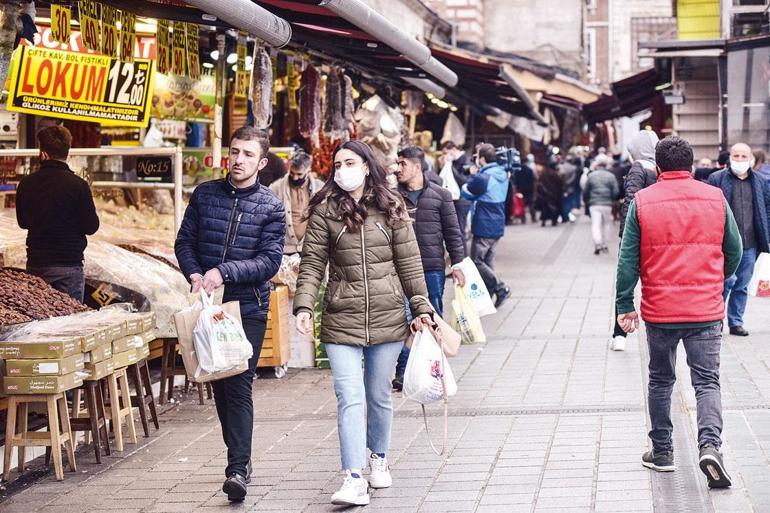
[203,62,214,69]
[227,53,238,64]
[232,64,238,72]
[210,50,220,60]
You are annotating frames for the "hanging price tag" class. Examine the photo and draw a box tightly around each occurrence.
[78,0,100,52]
[156,20,171,75]
[236,31,247,71]
[186,23,200,80]
[120,11,136,62]
[235,72,249,99]
[172,22,186,77]
[50,4,72,44]
[100,4,118,58]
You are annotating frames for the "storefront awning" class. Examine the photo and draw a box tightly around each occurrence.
[583,69,662,123]
[638,39,725,59]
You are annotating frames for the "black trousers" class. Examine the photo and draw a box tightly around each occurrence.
[211,317,267,477]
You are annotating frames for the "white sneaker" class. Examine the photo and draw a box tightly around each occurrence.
[611,335,626,351]
[369,454,392,489]
[331,471,370,506]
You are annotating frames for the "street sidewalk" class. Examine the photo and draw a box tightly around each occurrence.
[1,217,768,513]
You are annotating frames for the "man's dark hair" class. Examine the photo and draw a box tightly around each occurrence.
[477,143,496,165]
[37,126,72,160]
[290,151,312,171]
[717,150,730,167]
[398,146,425,162]
[754,149,767,165]
[655,136,693,172]
[231,125,270,159]
[441,141,458,151]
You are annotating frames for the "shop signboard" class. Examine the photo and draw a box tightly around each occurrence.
[26,25,157,60]
[50,4,71,44]
[151,73,214,123]
[6,46,155,128]
[136,156,172,182]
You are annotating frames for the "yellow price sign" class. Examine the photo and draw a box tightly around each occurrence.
[172,22,186,76]
[156,20,171,75]
[101,4,118,58]
[79,0,100,52]
[50,4,71,44]
[185,23,200,80]
[120,11,136,62]
[235,71,249,99]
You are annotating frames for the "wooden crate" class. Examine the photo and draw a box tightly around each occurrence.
[258,286,290,368]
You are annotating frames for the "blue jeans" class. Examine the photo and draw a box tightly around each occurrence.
[395,272,445,377]
[326,341,403,470]
[646,323,723,452]
[723,247,757,328]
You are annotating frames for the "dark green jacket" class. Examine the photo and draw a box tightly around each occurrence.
[294,199,431,346]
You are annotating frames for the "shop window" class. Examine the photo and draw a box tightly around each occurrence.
[726,46,770,151]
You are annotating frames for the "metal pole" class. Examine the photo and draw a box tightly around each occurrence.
[184,0,292,48]
[212,34,226,179]
[174,147,184,232]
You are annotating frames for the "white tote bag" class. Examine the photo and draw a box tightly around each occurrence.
[749,253,770,298]
[454,257,497,317]
[192,290,253,378]
[440,160,461,200]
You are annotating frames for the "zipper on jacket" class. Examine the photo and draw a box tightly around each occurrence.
[335,225,348,247]
[231,213,243,247]
[375,222,391,246]
[252,285,263,307]
[361,224,371,346]
[220,198,239,263]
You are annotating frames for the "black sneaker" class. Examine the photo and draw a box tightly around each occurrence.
[699,445,732,488]
[641,449,676,472]
[223,473,248,501]
[729,326,749,337]
[494,287,511,308]
[392,375,403,392]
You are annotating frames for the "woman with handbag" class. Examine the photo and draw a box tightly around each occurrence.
[294,140,434,507]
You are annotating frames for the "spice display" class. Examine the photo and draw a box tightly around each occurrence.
[0,268,90,325]
[251,46,274,129]
[299,65,321,140]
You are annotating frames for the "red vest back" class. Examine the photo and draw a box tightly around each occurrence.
[635,171,726,324]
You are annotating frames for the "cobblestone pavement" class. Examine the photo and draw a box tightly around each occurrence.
[2,218,769,513]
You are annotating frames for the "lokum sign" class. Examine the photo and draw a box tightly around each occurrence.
[6,46,155,127]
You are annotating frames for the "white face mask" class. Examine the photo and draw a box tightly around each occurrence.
[334,165,366,192]
[730,159,751,177]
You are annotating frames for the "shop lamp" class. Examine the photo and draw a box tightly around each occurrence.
[210,50,220,60]
[227,53,238,64]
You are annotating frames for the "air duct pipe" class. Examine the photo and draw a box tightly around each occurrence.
[185,0,292,47]
[319,0,458,87]
[402,77,446,99]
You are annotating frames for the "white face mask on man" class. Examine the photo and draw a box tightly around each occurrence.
[730,159,752,177]
[334,165,367,192]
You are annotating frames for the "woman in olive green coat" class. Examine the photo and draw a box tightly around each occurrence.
[295,140,432,507]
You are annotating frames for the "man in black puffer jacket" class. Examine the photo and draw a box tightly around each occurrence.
[392,146,466,389]
[175,126,286,502]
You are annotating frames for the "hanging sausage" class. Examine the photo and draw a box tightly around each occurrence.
[250,46,273,129]
[298,64,321,141]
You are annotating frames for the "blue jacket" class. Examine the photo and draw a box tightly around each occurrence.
[175,179,286,320]
[708,169,770,254]
[461,162,508,239]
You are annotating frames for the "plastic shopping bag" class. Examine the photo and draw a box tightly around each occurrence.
[749,253,770,298]
[454,257,497,317]
[403,329,457,405]
[440,160,461,200]
[451,285,486,344]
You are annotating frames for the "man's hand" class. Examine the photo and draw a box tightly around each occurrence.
[202,268,224,295]
[190,273,204,293]
[617,311,640,334]
[296,311,313,335]
[452,268,466,288]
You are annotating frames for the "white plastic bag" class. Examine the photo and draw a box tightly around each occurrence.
[440,160,461,200]
[454,257,497,317]
[749,253,770,298]
[192,290,253,378]
[403,329,457,405]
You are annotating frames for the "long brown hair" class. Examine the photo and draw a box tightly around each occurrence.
[306,140,409,230]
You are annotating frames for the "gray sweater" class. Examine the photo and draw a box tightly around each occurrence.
[583,168,620,207]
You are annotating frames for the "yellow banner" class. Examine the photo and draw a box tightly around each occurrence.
[237,31,247,71]
[6,46,155,128]
[235,71,249,99]
[100,4,118,58]
[120,11,136,63]
[156,20,171,75]
[78,0,100,52]
[172,22,186,76]
[50,4,71,44]
[186,23,200,80]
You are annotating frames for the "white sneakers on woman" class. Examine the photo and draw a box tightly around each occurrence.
[368,454,392,489]
[331,456,392,506]
[331,471,370,506]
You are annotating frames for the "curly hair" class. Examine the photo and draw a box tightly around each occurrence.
[306,140,409,230]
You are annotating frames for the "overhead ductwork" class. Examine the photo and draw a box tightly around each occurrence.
[185,0,292,47]
[402,77,446,99]
[319,0,458,87]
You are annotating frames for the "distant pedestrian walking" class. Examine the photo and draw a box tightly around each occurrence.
[616,136,742,489]
[535,163,563,227]
[583,154,620,255]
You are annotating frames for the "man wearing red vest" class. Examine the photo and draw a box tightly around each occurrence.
[615,136,743,489]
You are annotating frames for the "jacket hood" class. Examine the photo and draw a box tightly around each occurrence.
[627,130,659,163]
